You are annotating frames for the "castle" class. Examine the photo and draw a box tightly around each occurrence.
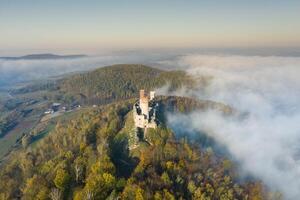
[131,90,158,148]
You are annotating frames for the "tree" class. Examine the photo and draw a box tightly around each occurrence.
[74,157,86,183]
[54,169,70,191]
[21,134,32,148]
[22,175,40,200]
[193,187,202,200]
[36,187,49,200]
[163,189,175,200]
[74,165,83,184]
[161,172,172,186]
[84,172,116,199]
[188,180,196,194]
[135,187,145,200]
[248,182,265,200]
[85,189,94,200]
[49,188,62,200]
[122,184,138,200]
[154,192,163,200]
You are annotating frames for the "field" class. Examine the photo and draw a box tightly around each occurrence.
[0,113,40,158]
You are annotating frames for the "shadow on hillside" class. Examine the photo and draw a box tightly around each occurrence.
[110,135,139,178]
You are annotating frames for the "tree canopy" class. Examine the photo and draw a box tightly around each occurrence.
[0,97,279,200]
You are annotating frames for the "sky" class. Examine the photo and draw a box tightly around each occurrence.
[1,0,300,55]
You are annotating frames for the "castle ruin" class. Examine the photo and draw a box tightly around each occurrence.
[131,90,158,148]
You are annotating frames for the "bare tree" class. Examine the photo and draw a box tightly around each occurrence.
[85,189,94,200]
[74,163,83,183]
[49,188,62,200]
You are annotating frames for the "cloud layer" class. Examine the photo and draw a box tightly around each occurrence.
[164,54,300,199]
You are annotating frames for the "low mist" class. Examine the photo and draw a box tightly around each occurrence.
[163,54,300,199]
[0,52,171,87]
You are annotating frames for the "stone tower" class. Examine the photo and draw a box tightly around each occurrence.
[130,89,158,149]
[139,89,149,118]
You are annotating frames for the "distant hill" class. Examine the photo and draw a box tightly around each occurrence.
[157,95,233,115]
[10,64,196,105]
[0,53,87,60]
[59,64,196,104]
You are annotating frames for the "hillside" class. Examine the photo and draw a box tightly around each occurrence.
[10,64,196,105]
[59,64,195,104]
[0,97,273,200]
[157,96,233,114]
[0,65,195,160]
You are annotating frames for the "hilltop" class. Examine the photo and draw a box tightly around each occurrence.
[11,64,196,105]
[59,64,195,104]
[0,54,86,60]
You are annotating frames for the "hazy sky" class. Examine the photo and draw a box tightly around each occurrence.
[1,0,300,55]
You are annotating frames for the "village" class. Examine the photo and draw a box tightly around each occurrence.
[42,103,82,122]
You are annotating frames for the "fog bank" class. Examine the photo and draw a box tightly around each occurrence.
[164,54,300,199]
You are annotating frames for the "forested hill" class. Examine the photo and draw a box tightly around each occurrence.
[10,64,196,105]
[156,96,233,114]
[59,64,195,104]
[0,97,275,200]
[0,54,86,60]
[0,64,196,162]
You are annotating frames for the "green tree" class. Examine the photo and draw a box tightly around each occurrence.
[54,169,70,191]
[161,172,172,186]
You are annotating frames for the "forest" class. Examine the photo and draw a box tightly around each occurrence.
[0,64,195,159]
[9,64,196,106]
[0,97,281,200]
[58,64,195,104]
